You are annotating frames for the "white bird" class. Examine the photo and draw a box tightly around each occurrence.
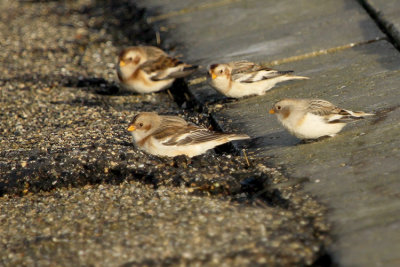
[117,46,198,93]
[208,60,308,98]
[127,112,250,157]
[269,98,374,139]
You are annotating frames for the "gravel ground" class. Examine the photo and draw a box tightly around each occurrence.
[0,0,331,266]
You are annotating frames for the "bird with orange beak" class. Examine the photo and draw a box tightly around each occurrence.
[127,112,250,157]
[208,60,308,98]
[117,46,198,93]
[269,98,374,139]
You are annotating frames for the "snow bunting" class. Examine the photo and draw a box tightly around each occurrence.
[127,112,250,157]
[117,46,198,93]
[208,60,308,98]
[269,98,374,139]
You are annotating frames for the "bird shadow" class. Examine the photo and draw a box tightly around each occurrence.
[243,131,301,151]
[370,104,400,125]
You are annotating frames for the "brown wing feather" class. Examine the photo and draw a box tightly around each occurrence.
[163,128,231,146]
[151,118,227,146]
[230,61,292,83]
[141,56,197,81]
[141,46,167,60]
[307,99,343,116]
[152,115,245,146]
[230,61,274,75]
[151,116,192,140]
[141,56,182,74]
[178,130,229,145]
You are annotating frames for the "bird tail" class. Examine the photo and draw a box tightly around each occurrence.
[167,64,198,79]
[329,109,374,123]
[183,65,199,72]
[277,70,294,75]
[344,109,374,117]
[286,74,309,80]
[276,70,309,80]
[227,133,251,141]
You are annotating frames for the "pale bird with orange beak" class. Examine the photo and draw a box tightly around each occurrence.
[208,60,309,98]
[127,112,250,157]
[117,46,198,93]
[269,98,374,139]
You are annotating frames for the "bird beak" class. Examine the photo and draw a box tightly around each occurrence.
[119,60,126,67]
[127,125,136,132]
[269,109,275,114]
[211,73,217,79]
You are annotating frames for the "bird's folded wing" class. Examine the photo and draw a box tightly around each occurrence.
[230,61,293,83]
[233,69,293,83]
[327,109,373,123]
[156,126,227,146]
[151,116,188,138]
[141,46,168,60]
[307,99,342,116]
[141,56,196,81]
[140,56,181,79]
[327,114,363,123]
[229,60,259,72]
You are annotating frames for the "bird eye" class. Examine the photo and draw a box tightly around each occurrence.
[219,69,224,74]
[138,123,143,127]
[277,106,281,110]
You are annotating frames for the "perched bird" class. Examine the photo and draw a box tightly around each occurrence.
[208,60,308,98]
[269,98,374,139]
[127,112,250,157]
[117,46,198,93]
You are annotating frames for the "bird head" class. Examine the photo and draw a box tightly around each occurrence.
[127,112,161,140]
[208,63,230,80]
[118,47,145,71]
[269,99,293,119]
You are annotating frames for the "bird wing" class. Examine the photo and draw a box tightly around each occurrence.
[151,117,192,142]
[141,46,168,60]
[307,99,341,116]
[230,61,293,83]
[151,120,228,146]
[140,56,197,81]
[307,99,368,123]
[229,60,260,72]
[165,128,230,146]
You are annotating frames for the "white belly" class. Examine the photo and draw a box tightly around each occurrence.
[228,76,293,98]
[123,78,174,93]
[141,137,227,157]
[283,113,346,139]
